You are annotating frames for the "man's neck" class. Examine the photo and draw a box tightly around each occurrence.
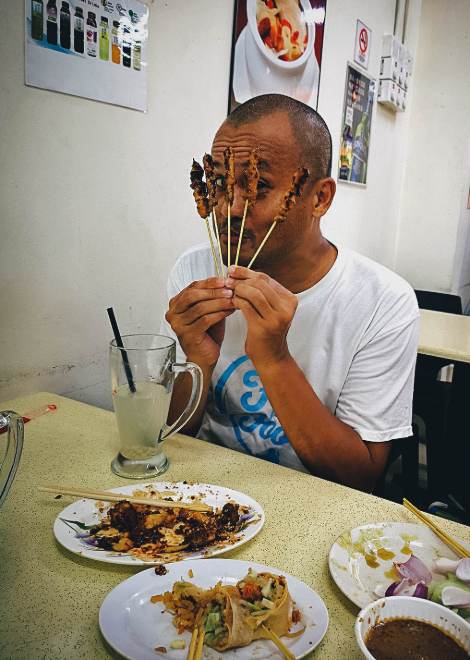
[261,236,337,294]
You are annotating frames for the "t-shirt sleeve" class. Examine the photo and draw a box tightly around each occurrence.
[334,315,420,442]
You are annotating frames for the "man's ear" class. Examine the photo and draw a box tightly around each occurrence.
[312,178,336,218]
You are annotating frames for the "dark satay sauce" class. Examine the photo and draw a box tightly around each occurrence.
[365,618,469,660]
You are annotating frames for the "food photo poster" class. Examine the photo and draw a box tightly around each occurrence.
[25,0,148,111]
[338,63,375,187]
[228,0,327,113]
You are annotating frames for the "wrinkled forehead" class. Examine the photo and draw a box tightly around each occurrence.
[211,114,301,169]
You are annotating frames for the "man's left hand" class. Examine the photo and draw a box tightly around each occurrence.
[226,265,298,367]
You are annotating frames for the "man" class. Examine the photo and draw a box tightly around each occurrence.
[163,94,419,492]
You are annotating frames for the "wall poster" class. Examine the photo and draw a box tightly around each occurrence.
[338,62,375,186]
[25,0,148,111]
[228,0,327,114]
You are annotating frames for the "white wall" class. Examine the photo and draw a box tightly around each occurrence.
[7,0,466,411]
[394,0,470,295]
[319,0,421,270]
[0,0,235,408]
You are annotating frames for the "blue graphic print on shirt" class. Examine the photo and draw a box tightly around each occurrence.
[214,355,289,463]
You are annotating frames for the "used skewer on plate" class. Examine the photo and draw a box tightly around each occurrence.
[247,167,310,270]
[403,498,470,558]
[38,484,213,512]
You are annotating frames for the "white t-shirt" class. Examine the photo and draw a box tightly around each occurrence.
[161,244,420,472]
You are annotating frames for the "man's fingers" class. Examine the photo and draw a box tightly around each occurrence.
[226,265,258,281]
[172,286,233,314]
[191,277,227,290]
[181,298,234,325]
[191,309,234,333]
[232,283,272,319]
[237,278,283,310]
[232,295,260,324]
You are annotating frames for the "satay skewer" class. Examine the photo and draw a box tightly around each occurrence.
[211,209,225,276]
[247,167,309,270]
[223,147,235,268]
[203,154,224,276]
[235,148,260,266]
[190,159,221,277]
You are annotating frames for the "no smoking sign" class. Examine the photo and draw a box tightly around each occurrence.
[354,19,371,69]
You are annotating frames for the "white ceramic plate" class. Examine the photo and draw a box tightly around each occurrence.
[328,521,470,609]
[99,558,329,659]
[233,26,319,108]
[54,481,264,566]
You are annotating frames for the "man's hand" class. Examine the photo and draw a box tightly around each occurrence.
[226,266,298,367]
[165,277,234,368]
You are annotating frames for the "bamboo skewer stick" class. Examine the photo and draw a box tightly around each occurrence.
[38,485,212,512]
[203,153,225,277]
[247,221,278,270]
[260,624,295,660]
[194,627,205,660]
[403,498,470,558]
[212,209,225,277]
[235,201,249,267]
[190,159,220,276]
[187,626,199,660]
[236,148,260,267]
[223,147,235,270]
[227,204,231,268]
[247,167,309,270]
[204,217,222,278]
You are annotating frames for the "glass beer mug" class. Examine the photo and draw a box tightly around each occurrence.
[110,334,202,479]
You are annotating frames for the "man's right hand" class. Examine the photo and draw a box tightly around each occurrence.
[165,277,234,368]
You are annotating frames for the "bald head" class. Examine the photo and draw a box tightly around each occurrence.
[226,94,332,181]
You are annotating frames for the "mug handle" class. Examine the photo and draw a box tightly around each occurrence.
[0,411,24,508]
[159,362,203,441]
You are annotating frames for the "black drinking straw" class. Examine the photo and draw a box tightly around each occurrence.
[107,307,136,393]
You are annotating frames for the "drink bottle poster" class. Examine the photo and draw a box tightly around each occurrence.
[25,0,148,111]
[228,0,327,114]
[338,63,376,186]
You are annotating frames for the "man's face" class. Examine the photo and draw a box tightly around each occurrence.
[211,111,314,268]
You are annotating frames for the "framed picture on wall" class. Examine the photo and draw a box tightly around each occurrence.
[338,62,376,187]
[25,0,148,111]
[228,0,327,114]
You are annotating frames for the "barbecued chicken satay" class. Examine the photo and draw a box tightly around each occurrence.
[274,167,310,223]
[235,147,260,266]
[203,153,224,275]
[247,166,310,270]
[223,146,235,267]
[190,159,221,276]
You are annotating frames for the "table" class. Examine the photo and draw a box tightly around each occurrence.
[1,392,469,659]
[419,308,470,363]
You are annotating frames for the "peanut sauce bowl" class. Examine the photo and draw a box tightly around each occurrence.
[355,596,470,659]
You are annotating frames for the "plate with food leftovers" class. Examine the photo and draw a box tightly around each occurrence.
[328,522,470,619]
[99,558,329,659]
[53,481,264,566]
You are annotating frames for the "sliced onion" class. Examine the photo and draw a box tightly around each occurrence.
[412,582,428,599]
[394,554,432,585]
[433,557,460,574]
[385,581,400,597]
[385,578,414,597]
[374,584,387,598]
[441,586,470,608]
[456,558,470,584]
